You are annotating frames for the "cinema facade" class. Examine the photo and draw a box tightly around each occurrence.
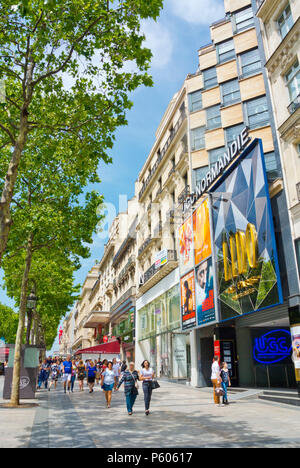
[179,128,300,389]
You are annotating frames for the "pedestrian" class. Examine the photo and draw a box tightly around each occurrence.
[121,360,127,374]
[101,361,116,408]
[139,360,155,416]
[211,356,223,407]
[87,360,97,393]
[39,359,50,390]
[70,360,77,393]
[112,357,121,391]
[62,355,73,394]
[95,360,101,386]
[220,362,231,405]
[48,360,60,391]
[77,360,86,392]
[117,362,139,416]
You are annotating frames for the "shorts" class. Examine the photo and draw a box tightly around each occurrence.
[63,373,72,383]
[88,376,95,384]
[102,383,114,392]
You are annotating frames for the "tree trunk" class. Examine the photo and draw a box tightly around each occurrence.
[26,309,33,346]
[10,233,34,407]
[0,111,29,266]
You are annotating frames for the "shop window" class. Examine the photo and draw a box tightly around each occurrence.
[234,7,255,33]
[206,105,221,130]
[277,3,294,39]
[245,95,270,129]
[240,48,262,78]
[188,90,202,113]
[217,39,235,64]
[191,126,205,151]
[203,67,218,90]
[221,79,241,106]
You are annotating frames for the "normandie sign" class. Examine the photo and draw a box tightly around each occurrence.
[183,126,251,213]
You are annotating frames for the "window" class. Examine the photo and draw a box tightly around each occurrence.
[295,239,300,278]
[209,147,226,167]
[278,4,294,39]
[206,105,221,130]
[240,48,262,77]
[221,79,241,106]
[225,124,244,146]
[188,90,202,112]
[194,166,209,186]
[264,152,281,182]
[285,60,300,103]
[246,96,269,129]
[235,7,255,32]
[203,67,218,90]
[217,39,235,64]
[191,127,205,151]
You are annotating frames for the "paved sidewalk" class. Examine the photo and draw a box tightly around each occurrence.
[1,376,300,448]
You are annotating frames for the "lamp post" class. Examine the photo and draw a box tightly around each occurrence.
[26,290,37,346]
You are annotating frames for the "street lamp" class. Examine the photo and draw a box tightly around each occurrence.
[27,291,37,310]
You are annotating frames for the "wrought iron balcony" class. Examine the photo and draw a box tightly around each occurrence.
[288,94,300,115]
[139,110,186,200]
[178,185,190,205]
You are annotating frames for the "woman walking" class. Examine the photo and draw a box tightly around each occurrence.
[211,356,223,407]
[48,360,60,392]
[87,360,97,393]
[77,360,86,392]
[101,361,116,408]
[70,360,77,393]
[139,360,155,416]
[220,362,231,405]
[117,362,139,416]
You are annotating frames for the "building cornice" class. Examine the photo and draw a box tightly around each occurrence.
[257,0,282,22]
[278,107,300,143]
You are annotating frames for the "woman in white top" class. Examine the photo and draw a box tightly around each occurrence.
[139,360,155,416]
[211,356,223,407]
[101,361,117,408]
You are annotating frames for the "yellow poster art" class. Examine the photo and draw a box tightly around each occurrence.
[193,198,212,266]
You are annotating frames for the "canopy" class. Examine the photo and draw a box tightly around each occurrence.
[75,340,120,356]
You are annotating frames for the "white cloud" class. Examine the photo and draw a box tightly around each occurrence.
[141,20,173,68]
[170,0,225,25]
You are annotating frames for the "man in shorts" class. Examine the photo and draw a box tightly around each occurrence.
[62,355,73,394]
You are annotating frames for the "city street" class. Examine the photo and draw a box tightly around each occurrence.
[1,376,300,449]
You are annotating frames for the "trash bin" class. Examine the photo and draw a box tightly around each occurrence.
[3,345,40,400]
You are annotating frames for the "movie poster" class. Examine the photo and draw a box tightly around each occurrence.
[211,140,283,321]
[195,257,216,327]
[193,198,212,266]
[178,216,194,276]
[180,271,196,330]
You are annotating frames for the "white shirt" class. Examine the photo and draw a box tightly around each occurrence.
[211,361,220,380]
[103,369,115,385]
[113,363,120,377]
[141,368,154,381]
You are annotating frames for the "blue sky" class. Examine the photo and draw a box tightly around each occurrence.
[0,0,225,349]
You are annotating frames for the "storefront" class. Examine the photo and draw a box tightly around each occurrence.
[112,308,135,363]
[180,131,300,389]
[136,269,191,382]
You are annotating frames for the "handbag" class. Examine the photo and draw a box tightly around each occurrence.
[129,370,139,390]
[151,380,160,390]
[215,386,225,396]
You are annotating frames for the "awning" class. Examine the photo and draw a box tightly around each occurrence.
[75,340,120,356]
[0,347,10,358]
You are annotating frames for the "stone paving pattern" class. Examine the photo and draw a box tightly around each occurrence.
[1,376,300,448]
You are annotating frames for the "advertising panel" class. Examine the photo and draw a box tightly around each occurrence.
[211,140,283,321]
[178,216,194,276]
[180,270,196,330]
[193,199,212,266]
[195,257,216,327]
[291,325,300,381]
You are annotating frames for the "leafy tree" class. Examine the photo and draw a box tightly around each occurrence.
[0,304,18,344]
[0,0,163,263]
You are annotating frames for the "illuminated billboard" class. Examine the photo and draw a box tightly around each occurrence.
[211,139,283,321]
[180,270,197,330]
[178,216,194,276]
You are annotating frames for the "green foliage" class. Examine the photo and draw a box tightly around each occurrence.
[0,303,19,344]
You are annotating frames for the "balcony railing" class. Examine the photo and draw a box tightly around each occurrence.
[178,185,190,205]
[288,94,300,115]
[153,222,162,239]
[139,111,186,200]
[118,255,136,284]
[141,250,178,286]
